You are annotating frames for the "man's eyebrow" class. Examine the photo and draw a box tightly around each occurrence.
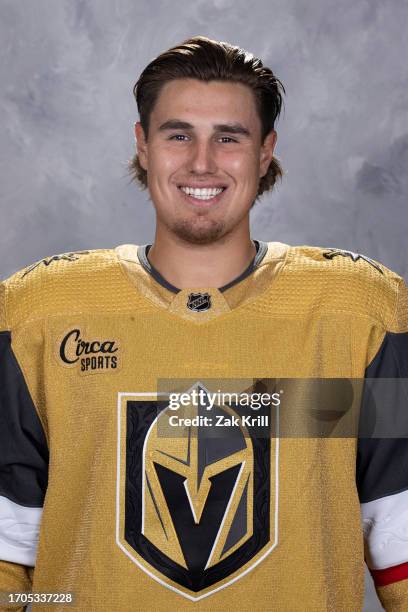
[158,119,251,137]
[214,123,251,136]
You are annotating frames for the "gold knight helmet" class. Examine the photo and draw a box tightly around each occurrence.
[141,386,254,572]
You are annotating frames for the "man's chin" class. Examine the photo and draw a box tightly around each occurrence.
[170,220,226,246]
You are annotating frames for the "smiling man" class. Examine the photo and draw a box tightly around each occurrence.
[1,35,408,612]
[133,76,277,290]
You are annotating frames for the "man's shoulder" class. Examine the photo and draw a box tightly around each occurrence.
[0,247,124,328]
[286,243,398,278]
[280,243,403,329]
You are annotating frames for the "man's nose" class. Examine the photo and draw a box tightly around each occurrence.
[188,140,217,174]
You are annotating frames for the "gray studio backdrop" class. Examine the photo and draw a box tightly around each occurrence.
[1,1,407,610]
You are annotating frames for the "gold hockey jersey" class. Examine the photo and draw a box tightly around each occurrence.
[1,240,408,611]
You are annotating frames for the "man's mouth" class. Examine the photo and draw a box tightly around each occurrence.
[177,185,227,202]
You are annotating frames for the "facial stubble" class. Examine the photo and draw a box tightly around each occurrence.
[162,208,227,245]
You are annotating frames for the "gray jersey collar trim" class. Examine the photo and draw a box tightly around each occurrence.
[136,239,268,294]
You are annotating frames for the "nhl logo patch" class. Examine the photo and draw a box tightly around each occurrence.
[186,292,212,312]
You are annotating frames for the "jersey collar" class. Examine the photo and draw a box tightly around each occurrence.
[136,240,268,295]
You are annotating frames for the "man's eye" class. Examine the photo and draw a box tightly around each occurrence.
[219,137,237,143]
[168,135,237,143]
[169,134,189,141]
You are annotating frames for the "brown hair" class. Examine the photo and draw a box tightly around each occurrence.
[128,35,286,199]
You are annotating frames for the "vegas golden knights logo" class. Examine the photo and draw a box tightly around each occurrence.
[116,384,279,601]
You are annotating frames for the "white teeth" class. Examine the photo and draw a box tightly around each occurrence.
[179,186,225,200]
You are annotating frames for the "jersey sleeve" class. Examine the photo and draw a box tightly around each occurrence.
[0,280,49,607]
[357,277,408,610]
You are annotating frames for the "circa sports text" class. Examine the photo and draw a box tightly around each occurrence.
[59,328,119,372]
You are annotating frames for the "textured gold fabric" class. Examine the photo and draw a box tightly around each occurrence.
[0,242,406,611]
[0,560,33,610]
[377,579,408,611]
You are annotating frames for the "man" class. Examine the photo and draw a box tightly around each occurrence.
[0,35,407,611]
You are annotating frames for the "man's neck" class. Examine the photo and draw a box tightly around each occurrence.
[146,233,257,290]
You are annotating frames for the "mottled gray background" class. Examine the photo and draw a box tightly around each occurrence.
[2,0,407,609]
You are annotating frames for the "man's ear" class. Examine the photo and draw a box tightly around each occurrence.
[134,122,148,171]
[259,129,277,178]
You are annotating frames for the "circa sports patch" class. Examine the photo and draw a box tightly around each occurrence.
[55,326,121,375]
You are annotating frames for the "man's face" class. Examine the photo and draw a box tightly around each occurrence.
[135,78,277,245]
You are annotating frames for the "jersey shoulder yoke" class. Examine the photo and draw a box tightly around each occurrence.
[284,244,403,329]
[1,248,142,328]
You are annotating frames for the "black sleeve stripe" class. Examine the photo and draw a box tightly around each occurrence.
[0,331,48,507]
[357,331,408,503]
[366,332,408,377]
